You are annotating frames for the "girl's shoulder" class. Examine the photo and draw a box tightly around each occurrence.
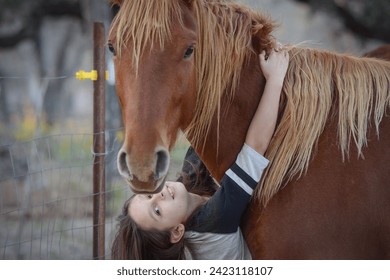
[184,229,252,260]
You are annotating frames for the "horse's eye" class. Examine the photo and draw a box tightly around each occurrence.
[184,46,194,59]
[108,43,116,56]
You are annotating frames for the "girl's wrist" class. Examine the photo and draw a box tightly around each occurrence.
[265,78,284,90]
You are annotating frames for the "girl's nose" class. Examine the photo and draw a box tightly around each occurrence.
[151,192,164,201]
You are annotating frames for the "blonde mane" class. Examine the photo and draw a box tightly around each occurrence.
[259,48,390,205]
[184,0,275,149]
[110,0,390,206]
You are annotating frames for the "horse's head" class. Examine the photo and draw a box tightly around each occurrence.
[108,0,197,193]
[109,0,277,193]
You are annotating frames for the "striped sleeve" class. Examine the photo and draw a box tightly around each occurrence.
[186,144,269,234]
[225,143,269,195]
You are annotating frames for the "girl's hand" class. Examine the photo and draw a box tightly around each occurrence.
[259,46,289,85]
[245,44,290,154]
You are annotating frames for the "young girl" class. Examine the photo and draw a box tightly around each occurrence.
[111,48,289,260]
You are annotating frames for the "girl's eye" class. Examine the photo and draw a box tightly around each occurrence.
[184,46,194,59]
[147,195,152,199]
[154,206,161,216]
[108,43,116,56]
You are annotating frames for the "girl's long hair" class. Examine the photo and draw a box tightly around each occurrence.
[111,198,187,259]
[111,147,218,259]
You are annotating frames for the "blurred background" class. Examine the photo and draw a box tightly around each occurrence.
[0,0,388,259]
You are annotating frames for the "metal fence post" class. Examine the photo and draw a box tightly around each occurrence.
[93,21,106,260]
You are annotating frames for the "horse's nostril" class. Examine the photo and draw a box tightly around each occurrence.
[155,149,169,180]
[117,150,132,181]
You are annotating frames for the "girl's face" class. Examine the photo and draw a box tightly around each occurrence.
[128,181,192,232]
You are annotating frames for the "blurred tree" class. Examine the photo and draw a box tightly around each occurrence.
[294,0,390,42]
[0,0,113,127]
[0,0,83,48]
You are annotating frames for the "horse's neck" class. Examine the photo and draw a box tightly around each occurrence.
[193,53,265,181]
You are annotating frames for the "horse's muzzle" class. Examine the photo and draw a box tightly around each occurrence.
[117,147,170,193]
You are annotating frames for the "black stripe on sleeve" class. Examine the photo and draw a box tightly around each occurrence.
[230,163,258,190]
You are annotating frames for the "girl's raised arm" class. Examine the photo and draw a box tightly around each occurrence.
[245,48,289,155]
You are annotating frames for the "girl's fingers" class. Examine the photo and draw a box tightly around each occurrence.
[259,50,266,61]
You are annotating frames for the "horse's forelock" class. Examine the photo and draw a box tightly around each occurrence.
[110,0,184,70]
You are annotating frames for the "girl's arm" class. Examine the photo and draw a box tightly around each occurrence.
[245,48,289,155]
[187,48,289,234]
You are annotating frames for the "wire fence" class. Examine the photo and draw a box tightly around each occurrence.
[0,18,190,260]
[0,20,127,260]
[0,129,131,259]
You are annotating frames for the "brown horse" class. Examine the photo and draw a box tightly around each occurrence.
[108,0,390,259]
